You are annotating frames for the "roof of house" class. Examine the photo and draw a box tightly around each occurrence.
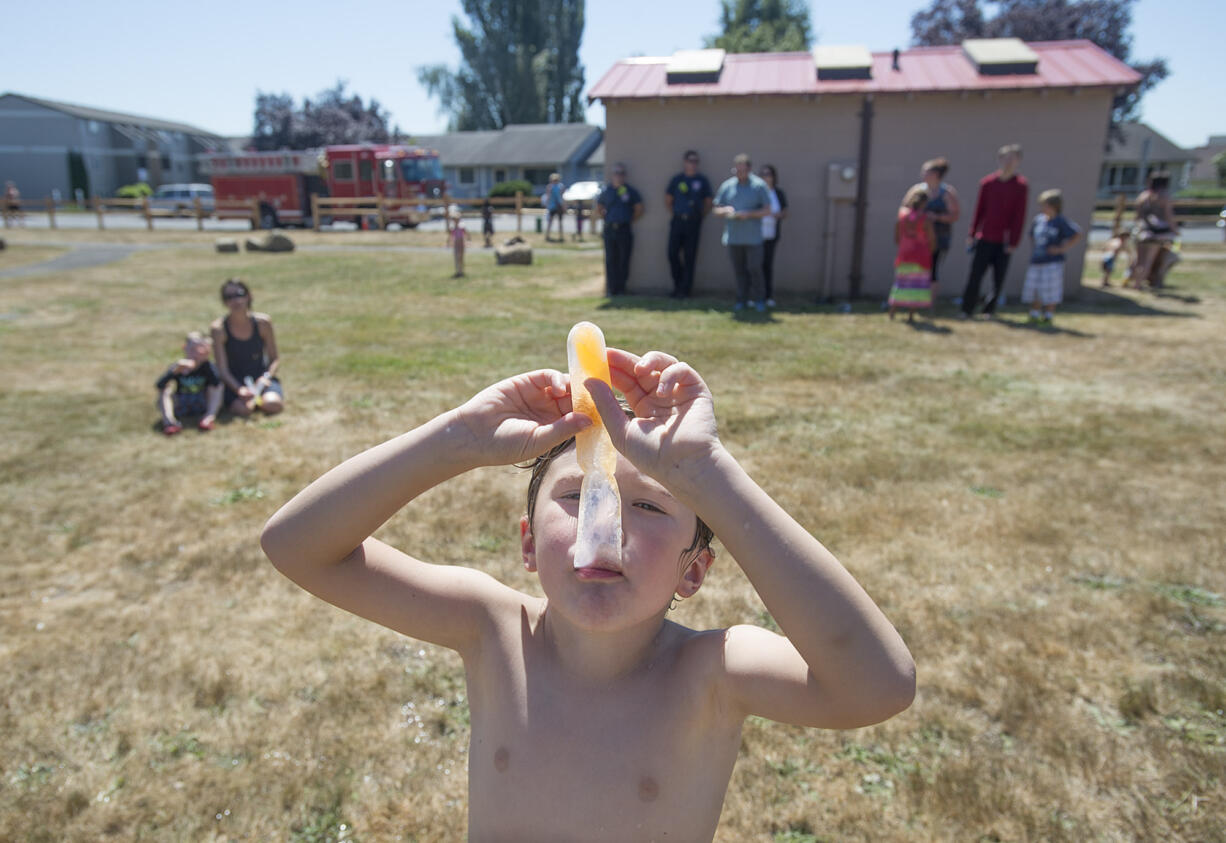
[1104,121,1197,162]
[413,123,601,167]
[588,40,1141,101]
[1,92,222,140]
[586,140,605,166]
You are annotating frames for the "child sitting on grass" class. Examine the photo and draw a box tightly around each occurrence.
[156,331,222,435]
[1023,188,1082,326]
[261,343,916,840]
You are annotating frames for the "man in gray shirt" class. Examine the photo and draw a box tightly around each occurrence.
[713,153,772,312]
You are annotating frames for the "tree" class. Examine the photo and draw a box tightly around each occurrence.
[705,0,814,53]
[251,82,393,150]
[417,0,586,131]
[909,0,1167,136]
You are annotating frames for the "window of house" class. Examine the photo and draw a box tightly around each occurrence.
[494,168,507,183]
[1121,166,1138,186]
[333,160,354,180]
[459,167,475,184]
[524,168,552,185]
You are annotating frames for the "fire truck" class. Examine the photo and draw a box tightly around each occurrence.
[200,144,446,229]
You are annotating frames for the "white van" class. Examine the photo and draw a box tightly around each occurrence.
[149,183,215,214]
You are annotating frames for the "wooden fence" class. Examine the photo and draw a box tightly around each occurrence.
[310,192,530,232]
[2,190,588,234]
[1094,196,1224,226]
[1,196,259,230]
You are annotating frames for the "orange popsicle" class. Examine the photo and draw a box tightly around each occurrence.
[566,321,622,569]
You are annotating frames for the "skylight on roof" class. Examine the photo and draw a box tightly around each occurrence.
[666,49,726,84]
[814,45,873,80]
[962,38,1039,75]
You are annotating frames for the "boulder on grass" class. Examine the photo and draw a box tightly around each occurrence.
[495,235,532,266]
[244,233,295,253]
[261,232,295,252]
[214,238,239,253]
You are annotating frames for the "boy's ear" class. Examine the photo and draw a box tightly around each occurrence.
[675,548,714,599]
[520,515,537,572]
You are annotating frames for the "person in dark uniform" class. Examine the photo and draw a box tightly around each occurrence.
[595,163,644,296]
[664,150,712,298]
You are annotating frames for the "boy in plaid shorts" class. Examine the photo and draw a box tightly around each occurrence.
[1023,189,1082,326]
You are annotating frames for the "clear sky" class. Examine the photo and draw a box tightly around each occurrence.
[3,0,1220,148]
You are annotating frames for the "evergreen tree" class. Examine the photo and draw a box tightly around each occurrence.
[910,0,1167,135]
[705,0,814,54]
[417,0,586,131]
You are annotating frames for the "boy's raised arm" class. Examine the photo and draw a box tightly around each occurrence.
[261,370,590,653]
[593,350,915,730]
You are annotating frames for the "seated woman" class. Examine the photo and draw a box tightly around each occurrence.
[1128,172,1178,290]
[210,278,284,417]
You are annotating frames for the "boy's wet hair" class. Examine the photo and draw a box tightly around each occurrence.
[522,402,715,568]
[1038,188,1063,213]
[185,330,211,347]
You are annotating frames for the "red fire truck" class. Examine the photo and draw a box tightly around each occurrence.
[200,144,445,229]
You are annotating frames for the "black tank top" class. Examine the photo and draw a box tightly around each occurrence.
[224,316,266,380]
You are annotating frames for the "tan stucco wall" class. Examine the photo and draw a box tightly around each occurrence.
[603,87,1114,300]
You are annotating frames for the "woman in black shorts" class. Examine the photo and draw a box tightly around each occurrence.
[210,278,285,417]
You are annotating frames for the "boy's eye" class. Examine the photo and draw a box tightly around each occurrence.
[632,501,666,514]
[559,491,581,501]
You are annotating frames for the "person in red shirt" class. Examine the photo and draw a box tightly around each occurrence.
[959,144,1028,319]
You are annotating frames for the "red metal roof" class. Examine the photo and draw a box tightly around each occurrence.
[588,40,1141,102]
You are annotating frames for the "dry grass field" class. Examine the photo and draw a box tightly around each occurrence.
[1,235,1224,842]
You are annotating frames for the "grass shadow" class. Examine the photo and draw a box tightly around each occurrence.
[993,315,1095,338]
[1062,286,1200,318]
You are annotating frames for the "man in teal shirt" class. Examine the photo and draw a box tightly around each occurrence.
[713,153,772,311]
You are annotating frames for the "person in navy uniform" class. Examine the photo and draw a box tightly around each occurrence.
[664,150,713,298]
[595,163,644,296]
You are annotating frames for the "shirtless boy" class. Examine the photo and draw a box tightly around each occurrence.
[261,345,916,840]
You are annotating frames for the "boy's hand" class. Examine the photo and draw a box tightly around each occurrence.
[171,358,195,375]
[587,348,721,487]
[453,369,591,466]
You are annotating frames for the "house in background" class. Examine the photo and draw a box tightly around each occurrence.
[1098,121,1197,197]
[413,123,603,198]
[0,92,224,200]
[589,39,1141,300]
[1188,134,1226,186]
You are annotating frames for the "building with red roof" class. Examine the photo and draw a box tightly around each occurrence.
[588,39,1140,300]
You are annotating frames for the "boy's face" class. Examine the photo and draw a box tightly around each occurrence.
[1039,202,1057,218]
[522,449,713,632]
[184,339,211,363]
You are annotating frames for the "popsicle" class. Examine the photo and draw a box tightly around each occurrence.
[566,321,623,570]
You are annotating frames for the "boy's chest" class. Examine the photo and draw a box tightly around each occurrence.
[463,641,741,839]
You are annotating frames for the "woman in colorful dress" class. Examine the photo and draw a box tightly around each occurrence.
[888,185,936,322]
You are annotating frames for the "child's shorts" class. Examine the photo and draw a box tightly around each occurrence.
[1022,262,1065,306]
[1101,253,1116,273]
[174,391,210,418]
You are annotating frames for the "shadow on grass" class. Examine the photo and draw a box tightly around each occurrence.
[992,315,1094,338]
[1062,286,1201,318]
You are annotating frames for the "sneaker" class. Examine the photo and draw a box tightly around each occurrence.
[755,301,767,313]
[733,301,745,312]
[1027,313,1042,325]
[765,298,776,308]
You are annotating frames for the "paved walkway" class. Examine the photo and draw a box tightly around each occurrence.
[0,242,157,278]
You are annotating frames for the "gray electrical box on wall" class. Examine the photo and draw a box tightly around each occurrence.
[827,162,858,200]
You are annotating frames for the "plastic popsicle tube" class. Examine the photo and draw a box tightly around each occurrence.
[566,321,622,570]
